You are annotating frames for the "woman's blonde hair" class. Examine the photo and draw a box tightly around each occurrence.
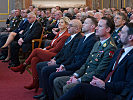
[60,17,70,25]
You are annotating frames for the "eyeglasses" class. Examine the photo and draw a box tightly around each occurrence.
[27,17,33,19]
[68,24,76,27]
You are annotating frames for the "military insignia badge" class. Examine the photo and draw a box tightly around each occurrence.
[95,58,98,61]
[110,41,115,46]
[109,51,114,58]
[114,36,118,38]
[103,43,107,47]
[99,51,104,53]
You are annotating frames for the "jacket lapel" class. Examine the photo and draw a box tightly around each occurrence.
[115,49,133,70]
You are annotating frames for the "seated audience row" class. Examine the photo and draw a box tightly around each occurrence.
[0,5,133,100]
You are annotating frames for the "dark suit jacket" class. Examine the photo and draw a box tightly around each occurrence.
[21,20,42,52]
[111,26,123,48]
[9,16,22,31]
[55,32,83,64]
[45,19,58,39]
[62,33,98,72]
[13,18,29,34]
[99,49,133,98]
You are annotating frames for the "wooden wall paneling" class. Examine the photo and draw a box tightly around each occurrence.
[25,0,32,9]
[86,0,92,9]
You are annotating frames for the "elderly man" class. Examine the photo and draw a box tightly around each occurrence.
[126,7,132,18]
[9,12,42,67]
[34,19,83,100]
[94,12,103,21]
[58,22,133,100]
[53,17,117,100]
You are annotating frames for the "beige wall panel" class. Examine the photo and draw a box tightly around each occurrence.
[0,0,10,27]
[0,0,9,13]
[92,0,132,9]
[32,0,86,8]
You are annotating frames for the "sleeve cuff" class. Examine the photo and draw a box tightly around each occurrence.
[73,73,79,78]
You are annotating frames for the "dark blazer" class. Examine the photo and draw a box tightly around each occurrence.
[9,16,22,31]
[55,32,83,64]
[111,26,123,48]
[62,33,98,72]
[45,19,58,39]
[21,20,42,52]
[13,18,29,34]
[100,49,133,98]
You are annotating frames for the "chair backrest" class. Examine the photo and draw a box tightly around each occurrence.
[32,27,44,51]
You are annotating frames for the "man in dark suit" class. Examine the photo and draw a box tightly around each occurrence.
[58,22,133,100]
[9,12,42,67]
[33,19,83,100]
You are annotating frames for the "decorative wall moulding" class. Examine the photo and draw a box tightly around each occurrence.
[32,0,86,8]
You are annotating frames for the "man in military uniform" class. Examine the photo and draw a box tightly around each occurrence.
[53,17,117,100]
[44,10,62,40]
[111,12,127,48]
[0,9,21,35]
[0,9,21,60]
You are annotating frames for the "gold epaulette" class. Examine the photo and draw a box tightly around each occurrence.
[110,41,115,47]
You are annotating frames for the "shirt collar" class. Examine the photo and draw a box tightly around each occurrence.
[100,37,110,45]
[30,21,35,28]
[85,32,94,38]
[58,30,66,37]
[123,46,133,54]
[71,33,77,39]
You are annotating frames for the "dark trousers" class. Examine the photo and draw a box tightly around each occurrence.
[58,83,109,100]
[10,41,21,64]
[39,64,73,100]
[126,89,133,100]
[0,34,9,57]
[36,61,49,88]
[0,34,8,47]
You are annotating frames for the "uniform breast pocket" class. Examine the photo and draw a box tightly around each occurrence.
[89,51,103,65]
[94,52,104,63]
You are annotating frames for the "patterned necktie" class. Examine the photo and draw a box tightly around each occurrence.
[65,36,71,45]
[82,36,86,43]
[104,49,125,82]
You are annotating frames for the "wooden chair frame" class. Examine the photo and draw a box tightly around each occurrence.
[32,27,44,51]
[26,27,44,75]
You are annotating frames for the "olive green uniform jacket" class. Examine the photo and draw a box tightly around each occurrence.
[75,37,117,83]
